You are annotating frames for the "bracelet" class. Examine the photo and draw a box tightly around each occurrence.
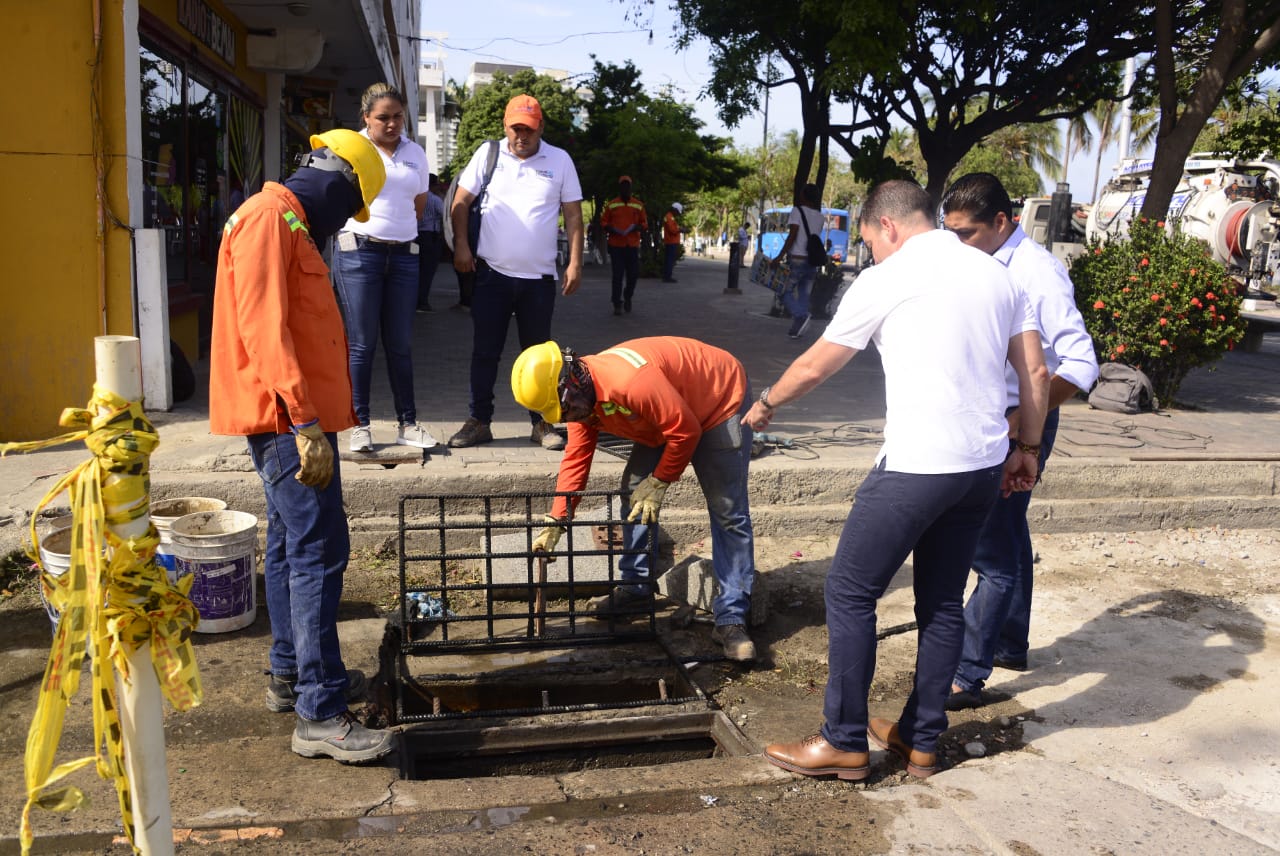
[1016,441,1040,456]
[759,385,776,411]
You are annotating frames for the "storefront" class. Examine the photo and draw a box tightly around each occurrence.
[138,5,267,357]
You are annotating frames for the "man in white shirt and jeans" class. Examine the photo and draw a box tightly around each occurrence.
[448,94,585,451]
[940,172,1099,709]
[744,180,1050,781]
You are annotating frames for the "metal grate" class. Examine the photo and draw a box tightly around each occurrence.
[392,491,707,723]
[396,490,660,651]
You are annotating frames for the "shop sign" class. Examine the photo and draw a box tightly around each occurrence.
[177,0,236,67]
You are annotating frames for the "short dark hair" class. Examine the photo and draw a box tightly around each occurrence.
[940,173,1014,223]
[800,183,821,207]
[858,180,932,228]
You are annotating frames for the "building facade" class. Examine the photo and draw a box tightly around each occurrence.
[0,0,418,439]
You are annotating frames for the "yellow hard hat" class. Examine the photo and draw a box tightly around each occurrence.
[511,341,564,423]
[309,129,385,222]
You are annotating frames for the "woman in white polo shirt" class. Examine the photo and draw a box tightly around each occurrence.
[332,82,435,453]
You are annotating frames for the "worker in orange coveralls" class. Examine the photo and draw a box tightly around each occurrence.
[510,337,759,661]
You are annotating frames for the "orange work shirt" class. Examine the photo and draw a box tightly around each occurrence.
[209,182,357,436]
[601,196,647,248]
[663,211,681,245]
[551,337,747,518]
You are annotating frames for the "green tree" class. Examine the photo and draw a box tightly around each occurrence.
[1140,0,1280,220]
[952,147,1045,199]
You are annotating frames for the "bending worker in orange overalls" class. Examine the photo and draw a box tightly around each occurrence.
[511,337,760,661]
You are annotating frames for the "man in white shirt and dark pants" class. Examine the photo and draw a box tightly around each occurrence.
[940,173,1099,709]
[448,94,585,451]
[744,180,1050,781]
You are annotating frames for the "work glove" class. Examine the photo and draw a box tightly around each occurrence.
[627,476,670,524]
[532,515,566,553]
[294,424,333,490]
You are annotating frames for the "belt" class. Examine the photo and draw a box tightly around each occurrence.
[365,236,412,246]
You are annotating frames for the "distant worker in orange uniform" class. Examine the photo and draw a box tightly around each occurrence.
[210,128,393,765]
[511,337,760,661]
[662,202,684,282]
[601,175,647,315]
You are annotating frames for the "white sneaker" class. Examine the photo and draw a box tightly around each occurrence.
[349,424,373,453]
[396,423,439,449]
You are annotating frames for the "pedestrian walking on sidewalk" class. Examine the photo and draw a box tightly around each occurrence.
[747,180,1049,781]
[601,175,647,314]
[940,172,1099,710]
[661,202,683,282]
[770,183,825,340]
[448,93,585,452]
[332,82,438,455]
[416,173,445,312]
[511,337,760,661]
[210,129,393,764]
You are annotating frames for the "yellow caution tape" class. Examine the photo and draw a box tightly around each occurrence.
[3,384,203,855]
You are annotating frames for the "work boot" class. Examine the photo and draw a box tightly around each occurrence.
[587,586,654,620]
[531,420,566,450]
[712,623,757,662]
[266,669,370,713]
[292,711,393,764]
[448,417,493,448]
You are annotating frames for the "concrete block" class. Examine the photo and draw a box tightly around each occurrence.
[659,554,768,627]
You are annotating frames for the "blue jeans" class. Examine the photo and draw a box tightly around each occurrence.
[954,408,1061,692]
[469,263,557,424]
[663,243,678,280]
[821,461,1002,754]
[780,258,817,320]
[247,431,352,721]
[608,245,640,306]
[618,396,756,626]
[333,238,419,426]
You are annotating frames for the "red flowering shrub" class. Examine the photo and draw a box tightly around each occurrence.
[1070,219,1245,404]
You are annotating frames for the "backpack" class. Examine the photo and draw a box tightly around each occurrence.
[1088,362,1158,414]
[799,208,827,266]
[443,139,499,253]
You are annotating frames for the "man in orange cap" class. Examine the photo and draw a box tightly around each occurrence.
[449,93,584,451]
[601,175,647,315]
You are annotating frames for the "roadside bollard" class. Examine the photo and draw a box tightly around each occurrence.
[725,244,742,294]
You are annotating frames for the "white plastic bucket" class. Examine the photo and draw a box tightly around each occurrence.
[36,526,73,631]
[151,497,227,585]
[170,510,258,633]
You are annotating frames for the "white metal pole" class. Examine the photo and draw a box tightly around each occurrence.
[94,335,174,856]
[1118,57,1135,163]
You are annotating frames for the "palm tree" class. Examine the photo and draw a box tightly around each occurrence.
[1089,98,1123,202]
[1060,115,1093,184]
[984,122,1063,180]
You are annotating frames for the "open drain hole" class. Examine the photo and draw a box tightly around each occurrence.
[400,710,753,780]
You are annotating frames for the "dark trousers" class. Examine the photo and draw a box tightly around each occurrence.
[608,245,640,307]
[663,243,678,280]
[469,264,556,424]
[821,460,1003,755]
[417,230,441,309]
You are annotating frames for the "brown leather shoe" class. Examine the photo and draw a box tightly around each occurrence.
[764,733,870,781]
[867,717,939,778]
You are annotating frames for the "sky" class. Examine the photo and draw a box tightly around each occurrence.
[421,0,1126,202]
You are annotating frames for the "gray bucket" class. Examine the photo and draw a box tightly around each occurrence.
[151,497,227,585]
[36,526,73,631]
[170,510,258,633]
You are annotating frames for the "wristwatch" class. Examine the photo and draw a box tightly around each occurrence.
[759,385,776,411]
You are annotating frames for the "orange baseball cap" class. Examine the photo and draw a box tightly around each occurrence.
[504,94,543,128]
[618,175,633,184]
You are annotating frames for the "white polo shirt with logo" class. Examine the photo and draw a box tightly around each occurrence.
[343,131,430,242]
[823,228,1038,474]
[458,138,582,279]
